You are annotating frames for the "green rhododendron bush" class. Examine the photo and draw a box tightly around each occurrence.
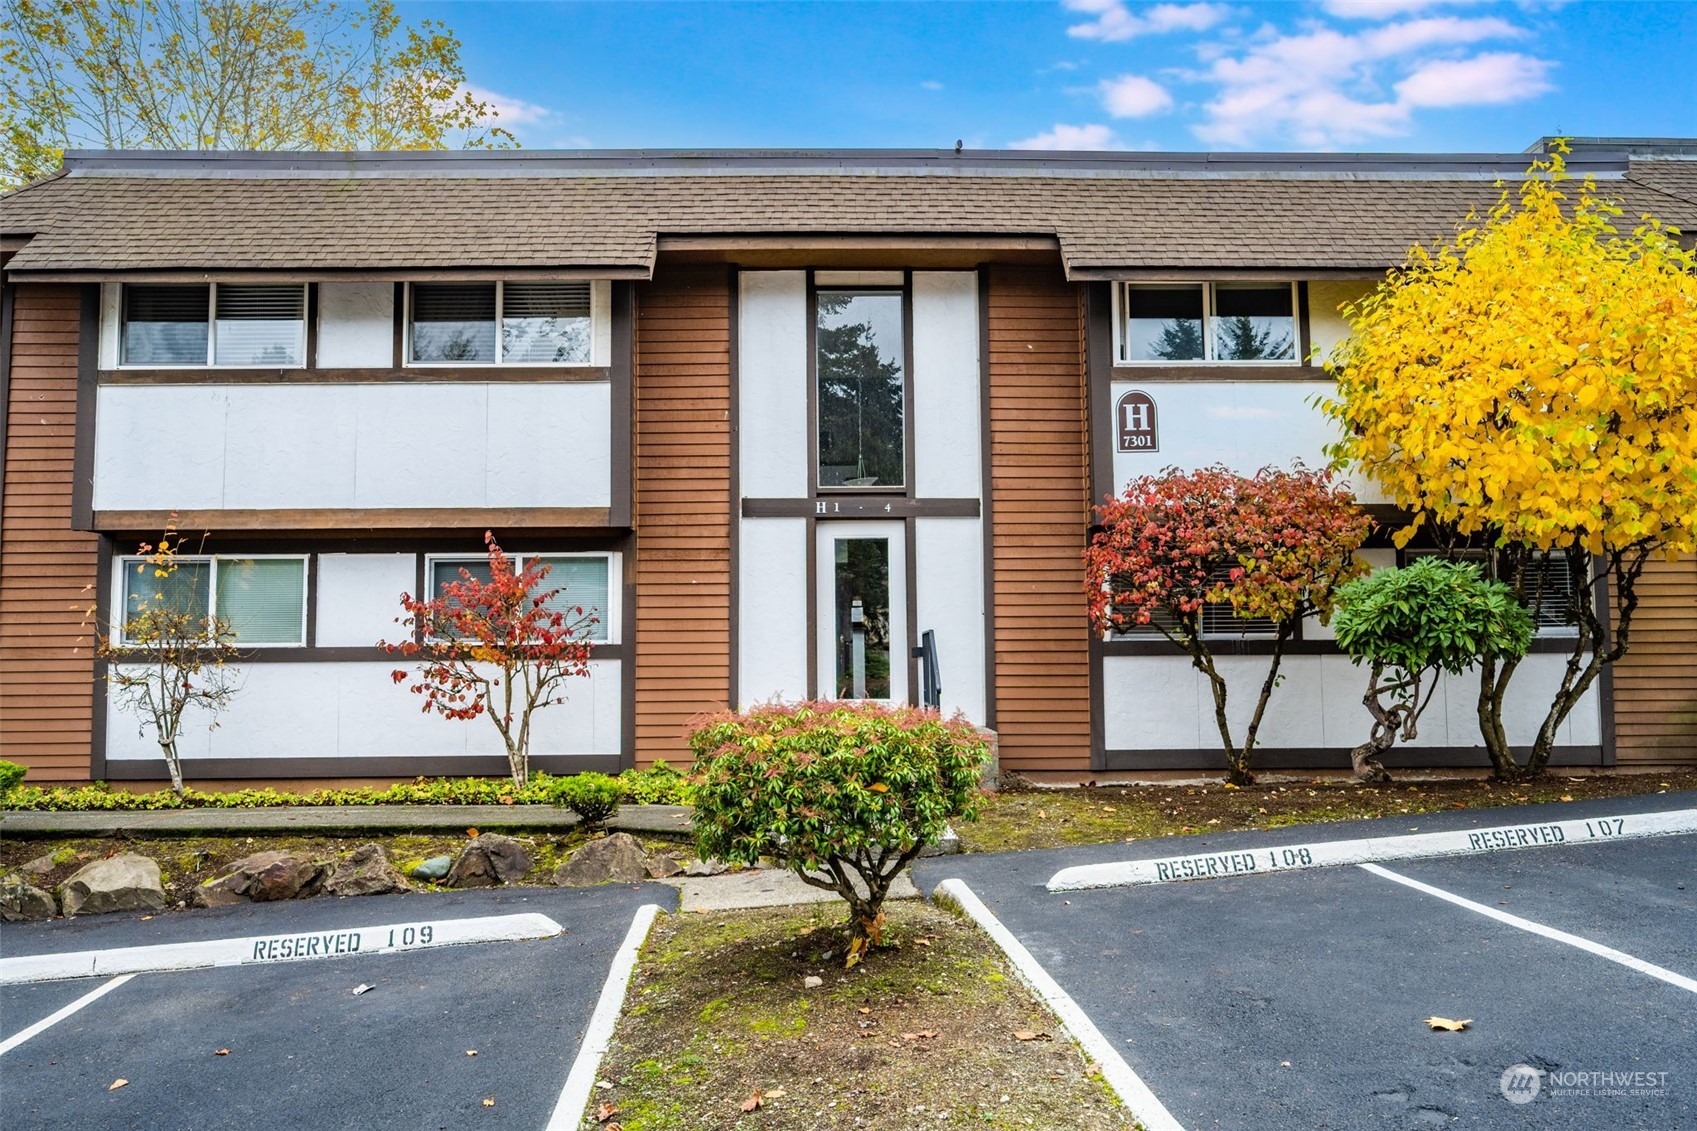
[688,701,987,954]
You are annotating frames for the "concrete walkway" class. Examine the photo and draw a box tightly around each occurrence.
[0,804,695,839]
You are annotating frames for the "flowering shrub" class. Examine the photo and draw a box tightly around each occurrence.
[688,701,986,955]
[383,532,596,788]
[1084,464,1371,784]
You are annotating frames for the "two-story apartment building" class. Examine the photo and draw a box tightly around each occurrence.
[2,142,1694,787]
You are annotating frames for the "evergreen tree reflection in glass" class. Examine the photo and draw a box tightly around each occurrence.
[817,291,905,487]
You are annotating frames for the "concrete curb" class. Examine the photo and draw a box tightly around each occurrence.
[0,804,696,839]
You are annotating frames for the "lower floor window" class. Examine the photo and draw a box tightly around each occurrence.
[427,553,615,643]
[119,556,307,645]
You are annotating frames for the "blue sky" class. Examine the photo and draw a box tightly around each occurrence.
[423,0,1697,153]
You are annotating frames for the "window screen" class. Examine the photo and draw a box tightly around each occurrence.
[122,559,211,627]
[534,556,611,641]
[412,284,497,363]
[215,285,305,366]
[215,558,306,644]
[502,282,592,364]
[123,285,210,365]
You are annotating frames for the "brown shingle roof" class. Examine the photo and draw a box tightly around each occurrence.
[4,150,1694,277]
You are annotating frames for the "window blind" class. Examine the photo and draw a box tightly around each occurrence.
[120,560,211,645]
[534,556,611,641]
[214,285,304,366]
[412,284,497,363]
[122,285,210,365]
[502,282,592,364]
[211,559,304,644]
[1522,555,1578,630]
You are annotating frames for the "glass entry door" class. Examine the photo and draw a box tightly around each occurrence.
[815,520,907,704]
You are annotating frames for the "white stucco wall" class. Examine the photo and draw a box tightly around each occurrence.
[1306,279,1377,364]
[911,272,981,499]
[1102,652,1600,753]
[737,517,810,707]
[315,554,416,647]
[93,382,612,512]
[317,281,395,368]
[106,659,621,761]
[914,517,987,725]
[738,271,809,498]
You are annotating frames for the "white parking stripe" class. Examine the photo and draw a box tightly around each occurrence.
[1047,807,1697,892]
[545,903,662,1131]
[0,912,564,985]
[1359,862,1697,996]
[0,974,135,1057]
[934,878,1186,1131]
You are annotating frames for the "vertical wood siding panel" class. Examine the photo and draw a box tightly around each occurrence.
[0,285,99,780]
[1613,558,1697,764]
[986,270,1092,771]
[631,268,733,764]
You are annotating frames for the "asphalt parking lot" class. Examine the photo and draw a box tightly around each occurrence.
[1,884,676,1131]
[916,792,1697,1131]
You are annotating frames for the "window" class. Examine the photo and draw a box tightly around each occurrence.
[117,556,306,646]
[1403,549,1580,634]
[426,553,615,643]
[1120,282,1296,364]
[816,288,906,488]
[409,282,593,365]
[121,284,305,367]
[1110,564,1279,639]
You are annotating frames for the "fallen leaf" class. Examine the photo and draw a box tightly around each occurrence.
[466,1050,478,1057]
[352,984,374,996]
[741,1092,763,1112]
[845,936,867,970]
[1560,795,1574,802]
[859,1007,872,1014]
[765,1088,786,1099]
[594,1100,619,1122]
[1280,1061,1292,1068]
[1424,1016,1472,1032]
[482,1097,495,1107]
[914,938,932,947]
[215,1049,230,1056]
[499,795,515,806]
[139,915,153,921]
[108,1079,128,1091]
[901,1031,939,1041]
[467,828,479,838]
[869,783,889,793]
[1013,1030,1049,1041]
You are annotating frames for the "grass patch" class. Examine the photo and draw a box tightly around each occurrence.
[598,902,1134,1130]
[959,770,1697,854]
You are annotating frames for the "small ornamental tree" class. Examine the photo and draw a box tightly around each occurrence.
[1323,146,1697,780]
[1084,465,1372,785]
[95,530,241,796]
[1332,558,1534,782]
[688,701,985,961]
[383,532,596,788]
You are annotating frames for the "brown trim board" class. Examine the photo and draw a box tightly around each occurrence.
[1086,280,1114,772]
[976,267,997,732]
[727,269,741,709]
[93,507,616,533]
[99,365,616,385]
[71,283,99,530]
[0,279,12,519]
[743,497,980,518]
[103,754,628,782]
[1102,745,1606,772]
[609,282,635,529]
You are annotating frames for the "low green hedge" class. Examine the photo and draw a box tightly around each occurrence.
[0,761,696,812]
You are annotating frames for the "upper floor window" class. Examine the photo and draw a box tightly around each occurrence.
[117,555,307,646]
[408,282,592,366]
[1403,549,1579,635]
[425,552,617,643]
[1120,282,1297,364]
[816,288,906,489]
[121,283,306,367]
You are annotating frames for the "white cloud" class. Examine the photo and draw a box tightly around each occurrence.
[1189,16,1553,147]
[920,79,944,90]
[1009,122,1125,150]
[1065,0,1232,42]
[1395,51,1553,106]
[1100,74,1175,117]
[1322,0,1490,19]
[465,85,553,127]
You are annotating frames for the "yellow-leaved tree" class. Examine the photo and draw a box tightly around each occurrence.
[1324,146,1697,781]
[0,0,512,187]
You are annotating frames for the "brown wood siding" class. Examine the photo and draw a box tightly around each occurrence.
[0,285,99,781]
[1613,557,1697,765]
[631,267,733,765]
[985,269,1092,771]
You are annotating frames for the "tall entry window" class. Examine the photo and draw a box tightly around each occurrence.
[816,289,906,488]
[833,537,891,699]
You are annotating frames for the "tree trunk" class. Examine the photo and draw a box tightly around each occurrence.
[1236,625,1295,786]
[159,737,185,796]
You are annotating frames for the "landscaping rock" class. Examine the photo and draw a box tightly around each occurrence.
[19,853,56,877]
[553,833,651,887]
[325,844,412,898]
[2,877,57,921]
[446,834,533,888]
[645,854,684,879]
[60,854,167,917]
[683,857,729,877]
[410,855,453,881]
[194,851,327,908]
[803,975,824,989]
